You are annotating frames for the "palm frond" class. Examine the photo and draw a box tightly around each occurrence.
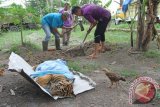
[104,0,112,8]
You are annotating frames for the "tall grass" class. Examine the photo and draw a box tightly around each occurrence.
[0,30,34,49]
[71,24,132,44]
[0,23,134,50]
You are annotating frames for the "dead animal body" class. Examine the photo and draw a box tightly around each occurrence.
[35,74,75,97]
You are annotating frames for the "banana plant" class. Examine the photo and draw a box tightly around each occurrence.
[70,0,78,6]
[103,0,112,8]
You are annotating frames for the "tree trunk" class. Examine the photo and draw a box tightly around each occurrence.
[142,0,160,51]
[136,0,145,50]
[20,19,24,46]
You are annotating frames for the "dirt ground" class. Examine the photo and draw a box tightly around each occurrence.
[0,41,160,107]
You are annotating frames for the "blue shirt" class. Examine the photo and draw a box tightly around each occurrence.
[41,13,64,28]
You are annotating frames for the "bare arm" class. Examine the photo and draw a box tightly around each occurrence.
[89,21,97,31]
[84,15,97,33]
[87,21,97,34]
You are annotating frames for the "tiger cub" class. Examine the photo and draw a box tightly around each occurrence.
[35,74,52,87]
[49,74,75,97]
[0,68,5,76]
[36,74,75,97]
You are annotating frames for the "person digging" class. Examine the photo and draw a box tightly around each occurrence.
[72,4,111,59]
[41,12,70,51]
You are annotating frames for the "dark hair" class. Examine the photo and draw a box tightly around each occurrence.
[71,6,80,14]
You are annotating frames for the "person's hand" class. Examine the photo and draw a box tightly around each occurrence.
[59,33,63,38]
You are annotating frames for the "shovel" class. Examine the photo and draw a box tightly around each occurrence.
[64,31,90,56]
[62,21,84,35]
[80,31,90,48]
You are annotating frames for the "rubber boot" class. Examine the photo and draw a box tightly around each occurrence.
[42,41,48,51]
[55,39,61,50]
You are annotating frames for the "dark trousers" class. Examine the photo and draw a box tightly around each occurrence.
[94,17,111,43]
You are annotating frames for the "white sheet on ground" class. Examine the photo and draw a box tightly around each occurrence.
[8,52,96,100]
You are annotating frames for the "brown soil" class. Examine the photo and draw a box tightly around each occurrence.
[0,42,160,107]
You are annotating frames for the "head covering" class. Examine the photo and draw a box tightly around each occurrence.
[62,11,69,18]
[64,2,70,6]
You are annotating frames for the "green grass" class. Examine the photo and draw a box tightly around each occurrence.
[70,24,93,41]
[81,63,99,73]
[67,60,99,73]
[110,23,130,29]
[71,24,133,44]
[9,41,41,54]
[0,23,134,50]
[67,61,81,72]
[143,50,160,58]
[120,69,138,78]
[155,23,160,29]
[109,21,137,29]
[107,31,135,43]
[23,41,41,51]
[9,44,21,54]
[0,30,37,49]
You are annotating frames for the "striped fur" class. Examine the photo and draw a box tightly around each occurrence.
[36,74,75,97]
